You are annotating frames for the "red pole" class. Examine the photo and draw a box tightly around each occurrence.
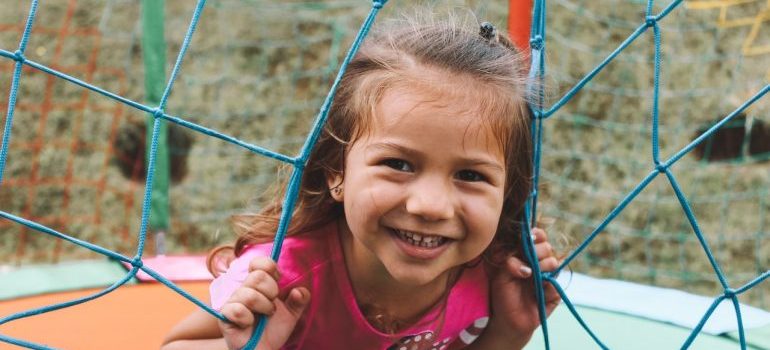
[508,0,533,53]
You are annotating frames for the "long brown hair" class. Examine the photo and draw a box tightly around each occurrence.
[219,9,533,269]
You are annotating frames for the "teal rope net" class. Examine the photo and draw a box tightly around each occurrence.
[0,0,767,349]
[0,0,386,348]
[526,0,768,349]
[537,0,769,315]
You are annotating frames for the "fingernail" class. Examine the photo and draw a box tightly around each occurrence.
[520,266,532,276]
[530,233,537,242]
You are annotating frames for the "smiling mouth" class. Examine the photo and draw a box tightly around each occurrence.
[392,229,448,248]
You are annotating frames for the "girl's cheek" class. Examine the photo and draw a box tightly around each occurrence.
[465,193,503,217]
[367,182,404,208]
[347,179,402,214]
[463,198,503,241]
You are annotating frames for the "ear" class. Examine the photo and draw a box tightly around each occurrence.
[327,173,344,202]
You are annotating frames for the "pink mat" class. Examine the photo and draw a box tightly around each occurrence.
[122,255,214,282]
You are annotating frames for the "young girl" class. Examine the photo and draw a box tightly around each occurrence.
[162,9,560,350]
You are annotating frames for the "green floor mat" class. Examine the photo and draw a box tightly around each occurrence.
[727,324,770,350]
[0,259,135,300]
[525,306,768,350]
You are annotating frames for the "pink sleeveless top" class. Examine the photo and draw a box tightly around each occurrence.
[210,222,490,350]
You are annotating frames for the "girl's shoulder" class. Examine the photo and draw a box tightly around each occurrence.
[237,223,338,275]
[210,222,340,309]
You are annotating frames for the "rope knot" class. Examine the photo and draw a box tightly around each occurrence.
[724,288,736,298]
[13,50,25,63]
[645,16,657,27]
[152,108,165,119]
[529,35,544,50]
[131,257,144,268]
[655,163,667,173]
[372,0,387,9]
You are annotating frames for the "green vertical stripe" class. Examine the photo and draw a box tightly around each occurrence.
[141,0,169,231]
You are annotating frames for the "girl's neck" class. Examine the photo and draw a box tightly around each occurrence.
[337,219,455,332]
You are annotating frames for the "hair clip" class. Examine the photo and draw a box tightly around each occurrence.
[479,22,497,41]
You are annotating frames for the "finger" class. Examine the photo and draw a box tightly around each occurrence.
[284,287,311,318]
[505,255,533,278]
[531,227,547,243]
[538,256,559,272]
[248,256,280,280]
[534,242,553,259]
[228,286,276,316]
[242,269,280,300]
[220,302,256,329]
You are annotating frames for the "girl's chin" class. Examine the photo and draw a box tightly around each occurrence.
[383,264,454,287]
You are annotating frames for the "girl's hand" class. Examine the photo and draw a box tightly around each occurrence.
[218,256,311,350]
[485,227,562,348]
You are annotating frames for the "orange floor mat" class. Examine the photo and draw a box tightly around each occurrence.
[0,282,210,349]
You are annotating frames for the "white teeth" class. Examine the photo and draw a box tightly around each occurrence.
[406,231,423,241]
[395,229,446,248]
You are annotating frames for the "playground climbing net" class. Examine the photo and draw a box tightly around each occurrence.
[0,0,768,349]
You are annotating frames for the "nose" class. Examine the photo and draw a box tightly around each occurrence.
[405,177,455,221]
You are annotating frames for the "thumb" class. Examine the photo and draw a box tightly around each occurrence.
[255,288,311,350]
[283,287,311,318]
[503,255,533,279]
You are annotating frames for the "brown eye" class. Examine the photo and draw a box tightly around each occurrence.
[383,159,413,172]
[456,169,485,182]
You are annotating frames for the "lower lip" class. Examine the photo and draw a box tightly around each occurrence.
[390,229,451,260]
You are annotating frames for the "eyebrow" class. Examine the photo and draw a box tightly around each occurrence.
[366,142,505,172]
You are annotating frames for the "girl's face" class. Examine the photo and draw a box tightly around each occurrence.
[332,82,507,287]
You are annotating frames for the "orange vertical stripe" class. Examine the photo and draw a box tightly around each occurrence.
[508,0,533,53]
